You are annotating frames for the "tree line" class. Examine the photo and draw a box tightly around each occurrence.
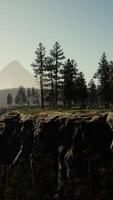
[31,42,113,108]
[7,43,113,109]
[7,87,39,106]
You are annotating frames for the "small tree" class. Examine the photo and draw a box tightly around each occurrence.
[88,79,97,107]
[34,89,40,105]
[76,72,88,107]
[15,87,27,105]
[31,87,35,97]
[30,87,39,105]
[27,88,31,105]
[31,43,46,108]
[7,93,13,105]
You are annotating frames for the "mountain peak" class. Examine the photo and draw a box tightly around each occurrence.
[3,60,25,71]
[0,61,36,89]
[9,60,22,65]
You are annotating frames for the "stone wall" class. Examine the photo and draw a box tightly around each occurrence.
[0,112,113,199]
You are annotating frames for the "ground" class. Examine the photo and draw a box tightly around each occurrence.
[7,105,113,116]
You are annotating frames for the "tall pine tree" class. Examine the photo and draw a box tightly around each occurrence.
[109,61,113,105]
[44,56,55,107]
[31,43,46,108]
[94,52,110,107]
[50,42,65,106]
[62,59,78,107]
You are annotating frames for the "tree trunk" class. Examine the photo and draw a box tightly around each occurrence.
[40,75,44,109]
[51,75,54,108]
[55,61,58,107]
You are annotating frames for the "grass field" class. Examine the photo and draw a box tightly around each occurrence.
[7,106,113,116]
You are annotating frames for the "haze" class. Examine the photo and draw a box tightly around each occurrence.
[0,60,36,89]
[0,0,113,82]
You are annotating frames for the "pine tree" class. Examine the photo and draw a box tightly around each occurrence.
[109,61,113,105]
[27,88,31,105]
[34,89,40,105]
[15,87,27,105]
[31,43,46,108]
[50,42,65,106]
[88,79,97,107]
[94,52,110,107]
[76,72,88,107]
[62,59,78,107]
[44,56,55,107]
[7,93,13,105]
[31,87,36,104]
[31,87,35,98]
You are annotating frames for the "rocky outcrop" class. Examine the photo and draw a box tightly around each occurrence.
[0,112,113,199]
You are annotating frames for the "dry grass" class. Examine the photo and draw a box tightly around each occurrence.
[6,106,113,117]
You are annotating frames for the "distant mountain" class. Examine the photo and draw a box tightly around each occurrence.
[0,60,37,89]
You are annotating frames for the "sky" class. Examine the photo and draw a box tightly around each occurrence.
[0,0,113,82]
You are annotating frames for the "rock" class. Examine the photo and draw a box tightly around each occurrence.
[0,112,112,199]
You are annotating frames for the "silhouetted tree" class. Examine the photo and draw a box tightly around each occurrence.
[27,88,31,105]
[44,56,55,107]
[15,87,27,105]
[50,42,65,106]
[94,52,110,107]
[31,43,46,108]
[88,79,97,107]
[31,87,35,98]
[109,61,113,105]
[76,72,88,107]
[62,59,78,107]
[7,93,13,105]
[34,89,40,105]
[31,87,39,104]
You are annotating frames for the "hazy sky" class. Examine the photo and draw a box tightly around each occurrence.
[0,0,113,82]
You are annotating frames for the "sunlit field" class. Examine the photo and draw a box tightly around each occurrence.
[7,105,113,116]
